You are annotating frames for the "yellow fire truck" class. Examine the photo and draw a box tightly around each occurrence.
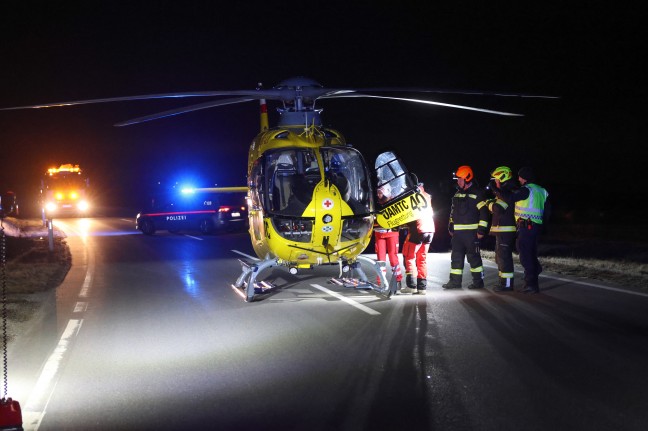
[40,164,91,220]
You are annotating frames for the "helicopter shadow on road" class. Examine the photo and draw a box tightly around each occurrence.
[247,266,392,303]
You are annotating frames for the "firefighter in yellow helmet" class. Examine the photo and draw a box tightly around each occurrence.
[442,165,490,289]
[486,166,518,292]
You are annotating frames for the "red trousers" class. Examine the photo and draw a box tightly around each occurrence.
[374,231,402,281]
[402,239,430,280]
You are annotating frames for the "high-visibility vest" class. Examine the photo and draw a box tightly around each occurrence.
[514,183,548,224]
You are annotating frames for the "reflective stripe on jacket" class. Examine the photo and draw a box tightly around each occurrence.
[488,196,516,233]
[448,185,489,235]
[514,183,548,224]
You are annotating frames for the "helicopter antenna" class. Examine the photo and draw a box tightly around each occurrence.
[257,82,269,131]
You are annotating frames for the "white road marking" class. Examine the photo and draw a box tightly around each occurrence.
[231,249,259,260]
[311,284,381,315]
[484,260,648,297]
[79,267,92,297]
[23,319,84,430]
[73,301,88,313]
[544,275,648,297]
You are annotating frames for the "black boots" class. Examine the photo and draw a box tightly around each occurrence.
[522,284,540,294]
[442,274,462,289]
[406,274,416,288]
[402,276,427,295]
[415,278,427,295]
[467,273,484,289]
[521,277,540,294]
[467,280,484,289]
[400,274,417,294]
[494,277,514,292]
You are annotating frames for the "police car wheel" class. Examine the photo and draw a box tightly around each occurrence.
[140,219,156,235]
[200,219,214,234]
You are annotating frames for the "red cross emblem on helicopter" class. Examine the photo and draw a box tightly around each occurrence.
[322,198,334,209]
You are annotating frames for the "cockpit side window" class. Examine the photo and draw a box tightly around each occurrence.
[265,149,320,215]
[249,158,264,210]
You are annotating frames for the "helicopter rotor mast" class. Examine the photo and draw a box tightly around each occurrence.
[274,77,326,127]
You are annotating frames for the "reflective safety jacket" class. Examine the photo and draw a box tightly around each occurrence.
[405,189,435,244]
[513,183,548,224]
[448,184,489,236]
[488,190,516,234]
[414,190,435,233]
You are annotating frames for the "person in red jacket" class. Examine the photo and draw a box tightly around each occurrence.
[374,184,403,287]
[400,183,435,295]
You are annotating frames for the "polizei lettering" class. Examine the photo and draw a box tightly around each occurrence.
[166,215,187,221]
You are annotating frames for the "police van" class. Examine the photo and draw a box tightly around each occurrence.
[136,189,248,235]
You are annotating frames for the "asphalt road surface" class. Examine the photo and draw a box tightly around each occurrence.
[7,217,648,431]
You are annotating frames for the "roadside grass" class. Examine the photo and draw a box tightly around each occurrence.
[3,217,72,294]
[4,236,72,294]
[480,223,648,290]
[2,218,71,342]
[481,250,648,290]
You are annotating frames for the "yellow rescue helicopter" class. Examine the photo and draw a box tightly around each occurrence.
[1,77,555,301]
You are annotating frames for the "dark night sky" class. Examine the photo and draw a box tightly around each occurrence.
[0,3,645,218]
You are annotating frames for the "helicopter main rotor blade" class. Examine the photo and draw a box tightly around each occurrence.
[0,75,556,121]
[0,90,281,111]
[114,97,256,126]
[321,93,524,116]
[338,87,560,99]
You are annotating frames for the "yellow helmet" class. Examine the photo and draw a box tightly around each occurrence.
[491,166,512,183]
[453,165,474,182]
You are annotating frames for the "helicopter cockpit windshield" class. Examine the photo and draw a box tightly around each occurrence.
[323,147,372,214]
[261,147,372,217]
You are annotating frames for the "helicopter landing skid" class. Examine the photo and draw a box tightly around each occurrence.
[329,277,374,290]
[329,255,395,298]
[231,280,276,297]
[233,258,280,302]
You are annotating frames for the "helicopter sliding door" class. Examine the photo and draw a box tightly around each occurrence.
[374,151,422,229]
[375,151,418,202]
